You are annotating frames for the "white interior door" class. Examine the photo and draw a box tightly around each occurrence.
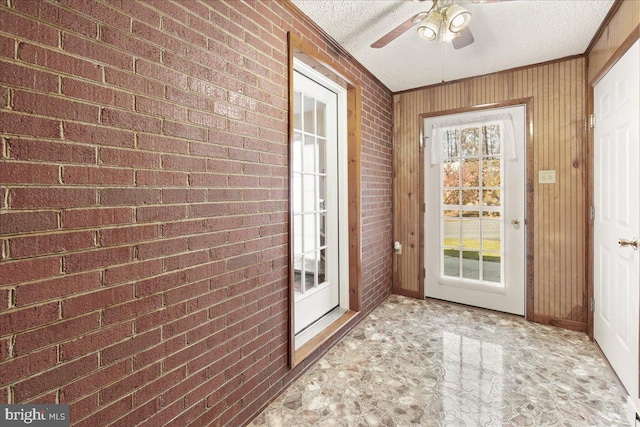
[594,39,640,418]
[292,68,340,335]
[425,105,526,315]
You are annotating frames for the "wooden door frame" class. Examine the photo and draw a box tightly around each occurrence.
[418,98,535,320]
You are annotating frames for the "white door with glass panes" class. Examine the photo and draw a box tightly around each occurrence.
[292,68,340,335]
[425,105,526,315]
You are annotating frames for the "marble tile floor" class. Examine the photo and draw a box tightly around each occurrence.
[250,295,628,426]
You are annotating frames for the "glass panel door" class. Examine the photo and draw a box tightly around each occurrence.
[292,69,339,334]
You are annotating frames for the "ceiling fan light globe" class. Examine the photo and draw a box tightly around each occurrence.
[417,25,437,41]
[446,4,471,33]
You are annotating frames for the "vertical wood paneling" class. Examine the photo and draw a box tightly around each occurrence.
[588,0,640,84]
[393,57,588,329]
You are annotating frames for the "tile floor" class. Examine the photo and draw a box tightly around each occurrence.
[250,295,629,426]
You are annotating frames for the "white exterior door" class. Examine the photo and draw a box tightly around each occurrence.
[425,105,526,315]
[292,68,340,335]
[594,39,640,419]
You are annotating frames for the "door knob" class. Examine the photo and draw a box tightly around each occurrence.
[511,218,520,228]
[618,238,638,250]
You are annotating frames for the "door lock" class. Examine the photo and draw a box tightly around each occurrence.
[618,238,638,250]
[511,218,520,229]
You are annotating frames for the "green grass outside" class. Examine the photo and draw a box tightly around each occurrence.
[443,238,501,262]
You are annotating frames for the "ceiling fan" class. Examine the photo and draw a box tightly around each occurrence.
[371,0,488,50]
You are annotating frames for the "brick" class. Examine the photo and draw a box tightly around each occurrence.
[0,211,58,235]
[1,10,58,47]
[161,16,206,47]
[62,284,133,318]
[101,328,161,365]
[103,0,160,27]
[105,67,167,100]
[162,188,207,204]
[62,33,133,70]
[163,339,207,372]
[62,165,135,185]
[165,280,210,308]
[0,257,61,286]
[99,147,160,169]
[132,20,188,56]
[18,42,101,82]
[134,270,186,297]
[62,78,133,110]
[68,394,98,423]
[136,205,187,224]
[136,170,188,186]
[0,302,58,337]
[13,90,99,123]
[13,354,98,402]
[162,120,207,142]
[0,112,60,139]
[13,313,100,356]
[9,230,95,258]
[186,260,225,283]
[187,232,227,251]
[135,60,187,89]
[189,173,227,188]
[73,396,131,427]
[57,0,131,31]
[60,322,132,363]
[111,398,160,427]
[101,26,161,62]
[8,138,95,164]
[61,207,133,229]
[137,238,187,261]
[64,246,132,274]
[135,96,186,121]
[164,250,208,272]
[0,61,58,92]
[100,188,161,206]
[161,154,207,172]
[134,302,186,334]
[60,360,130,402]
[102,295,162,326]
[15,271,101,307]
[16,1,99,39]
[188,110,227,131]
[104,259,164,286]
[99,224,159,246]
[10,188,96,209]
[188,202,226,218]
[0,34,14,59]
[0,162,58,184]
[101,363,160,404]
[0,347,57,387]
[137,134,189,155]
[162,51,208,81]
[161,219,207,238]
[165,86,207,110]
[206,158,243,174]
[134,367,186,405]
[101,108,161,133]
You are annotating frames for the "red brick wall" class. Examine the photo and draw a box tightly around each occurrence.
[0,0,393,425]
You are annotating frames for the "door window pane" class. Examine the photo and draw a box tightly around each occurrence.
[317,101,326,137]
[440,123,504,285]
[303,95,315,134]
[293,91,302,130]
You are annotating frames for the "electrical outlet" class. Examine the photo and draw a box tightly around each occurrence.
[538,170,556,184]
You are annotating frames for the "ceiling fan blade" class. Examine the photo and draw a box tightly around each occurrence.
[452,27,474,50]
[370,12,426,48]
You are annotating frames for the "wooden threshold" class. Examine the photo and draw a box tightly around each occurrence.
[292,310,357,368]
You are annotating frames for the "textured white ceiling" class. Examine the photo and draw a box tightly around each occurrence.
[291,0,614,92]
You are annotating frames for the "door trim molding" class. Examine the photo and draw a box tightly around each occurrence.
[417,98,534,320]
[287,32,362,368]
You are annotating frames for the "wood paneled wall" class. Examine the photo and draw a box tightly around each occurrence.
[588,0,640,84]
[393,57,589,330]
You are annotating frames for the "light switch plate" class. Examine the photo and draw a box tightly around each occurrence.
[539,170,556,184]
